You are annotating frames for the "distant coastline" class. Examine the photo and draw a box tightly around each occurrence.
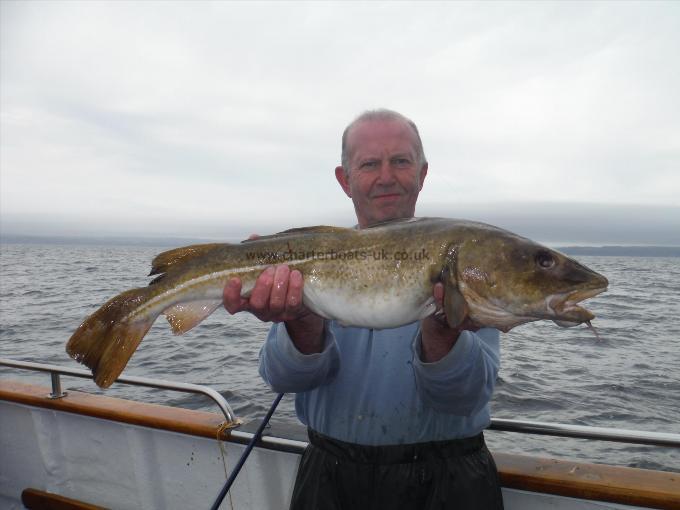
[0,234,219,247]
[556,246,680,257]
[1,234,679,257]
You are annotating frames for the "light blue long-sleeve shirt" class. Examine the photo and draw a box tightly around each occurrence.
[259,321,500,446]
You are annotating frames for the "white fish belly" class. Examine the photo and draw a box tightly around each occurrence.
[303,283,436,329]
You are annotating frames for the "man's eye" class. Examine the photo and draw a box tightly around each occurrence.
[361,161,379,169]
[393,158,411,167]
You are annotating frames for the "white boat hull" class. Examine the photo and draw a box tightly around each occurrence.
[1,399,299,509]
[1,380,677,510]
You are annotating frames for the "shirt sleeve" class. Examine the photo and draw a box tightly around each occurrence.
[258,321,340,393]
[413,328,500,415]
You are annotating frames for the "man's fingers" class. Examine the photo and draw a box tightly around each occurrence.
[224,265,308,323]
[433,282,445,308]
[430,282,450,327]
[286,269,304,310]
[223,277,246,314]
[269,265,291,313]
[249,266,276,311]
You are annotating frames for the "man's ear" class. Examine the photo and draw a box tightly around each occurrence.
[418,163,428,190]
[335,166,352,197]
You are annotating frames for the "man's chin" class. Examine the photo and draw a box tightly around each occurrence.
[367,209,413,226]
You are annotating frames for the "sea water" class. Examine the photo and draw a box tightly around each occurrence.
[1,242,678,472]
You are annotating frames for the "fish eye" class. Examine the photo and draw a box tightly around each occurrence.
[535,250,556,269]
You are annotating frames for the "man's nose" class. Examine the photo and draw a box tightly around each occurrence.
[376,161,396,184]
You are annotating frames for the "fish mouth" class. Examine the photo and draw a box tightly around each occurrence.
[547,285,608,324]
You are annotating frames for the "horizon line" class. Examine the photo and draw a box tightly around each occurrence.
[2,233,679,252]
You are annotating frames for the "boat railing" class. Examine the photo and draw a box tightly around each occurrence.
[2,357,679,448]
[0,357,237,424]
[488,418,680,447]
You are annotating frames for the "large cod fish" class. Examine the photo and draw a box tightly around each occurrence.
[67,217,608,388]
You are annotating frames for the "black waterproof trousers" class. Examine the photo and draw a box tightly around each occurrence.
[290,429,504,510]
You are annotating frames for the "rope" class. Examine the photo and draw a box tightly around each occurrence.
[209,393,284,510]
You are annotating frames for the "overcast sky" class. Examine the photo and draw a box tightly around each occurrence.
[1,1,678,244]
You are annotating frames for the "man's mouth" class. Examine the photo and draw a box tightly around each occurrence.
[373,193,402,201]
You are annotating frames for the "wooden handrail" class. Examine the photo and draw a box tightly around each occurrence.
[21,488,108,510]
[495,452,680,510]
[0,379,230,440]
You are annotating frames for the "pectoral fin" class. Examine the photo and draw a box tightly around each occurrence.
[440,246,467,329]
[443,282,467,329]
[164,300,223,334]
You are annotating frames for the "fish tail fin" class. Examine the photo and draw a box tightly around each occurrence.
[66,287,157,388]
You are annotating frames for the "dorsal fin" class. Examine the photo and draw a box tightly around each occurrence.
[365,217,425,229]
[149,243,226,276]
[279,225,352,235]
[241,225,352,243]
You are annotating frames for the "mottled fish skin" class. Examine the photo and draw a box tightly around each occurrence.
[66,217,608,388]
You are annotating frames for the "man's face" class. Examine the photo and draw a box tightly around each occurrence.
[335,119,428,228]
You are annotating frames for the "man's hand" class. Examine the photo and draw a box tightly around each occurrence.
[223,264,305,322]
[223,264,325,354]
[420,282,479,363]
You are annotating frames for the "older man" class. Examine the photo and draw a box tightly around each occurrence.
[224,110,503,510]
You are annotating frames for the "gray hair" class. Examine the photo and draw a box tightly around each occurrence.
[340,109,427,173]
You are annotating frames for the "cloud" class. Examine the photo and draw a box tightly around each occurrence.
[1,1,679,242]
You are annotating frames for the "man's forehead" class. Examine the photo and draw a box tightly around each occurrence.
[346,119,419,156]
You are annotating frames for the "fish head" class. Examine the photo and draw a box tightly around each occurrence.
[453,231,608,332]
